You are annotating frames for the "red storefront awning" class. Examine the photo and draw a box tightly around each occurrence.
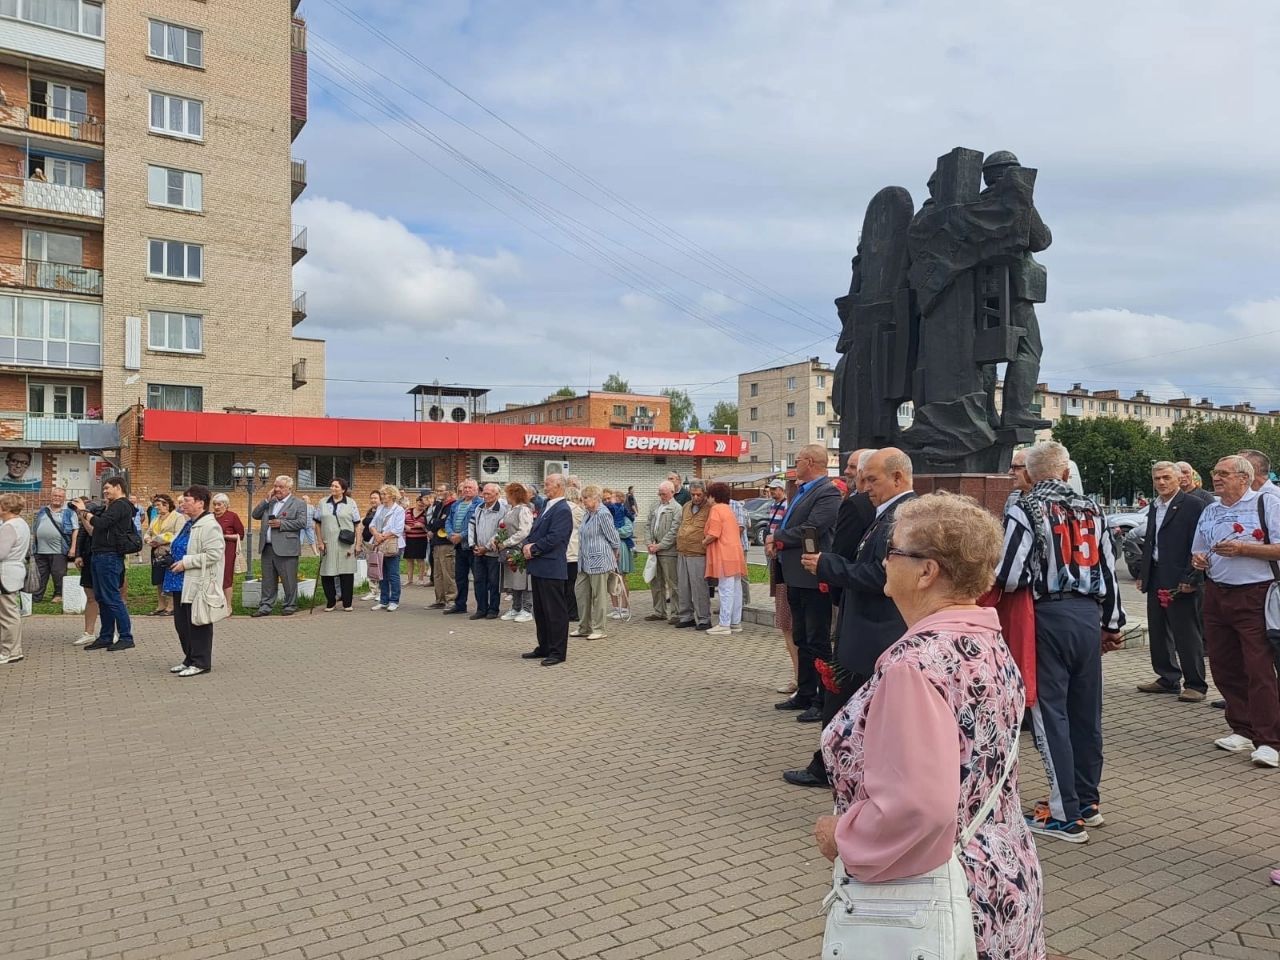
[142,411,749,459]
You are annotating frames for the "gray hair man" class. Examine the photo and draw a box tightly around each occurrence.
[1135,460,1208,702]
[645,480,682,622]
[469,482,510,620]
[1238,449,1280,499]
[674,480,712,629]
[1176,461,1215,506]
[32,485,79,603]
[1190,455,1280,768]
[250,475,308,617]
[996,439,1125,842]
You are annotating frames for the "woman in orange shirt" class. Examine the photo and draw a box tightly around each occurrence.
[703,482,748,636]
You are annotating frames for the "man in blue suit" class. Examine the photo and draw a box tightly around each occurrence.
[521,473,574,666]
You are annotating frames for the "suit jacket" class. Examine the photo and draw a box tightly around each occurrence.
[646,499,681,556]
[832,491,876,561]
[817,492,916,679]
[525,499,573,580]
[772,477,842,590]
[1186,487,1215,507]
[1138,492,1204,593]
[251,495,308,557]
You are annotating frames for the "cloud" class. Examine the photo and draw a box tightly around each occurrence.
[293,197,509,334]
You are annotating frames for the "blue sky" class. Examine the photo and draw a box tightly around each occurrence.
[293,0,1280,422]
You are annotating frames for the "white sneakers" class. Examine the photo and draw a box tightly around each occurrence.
[706,624,732,636]
[586,632,606,640]
[73,632,96,645]
[361,592,378,601]
[569,629,585,638]
[0,653,22,665]
[499,610,518,621]
[1252,745,1279,768]
[370,603,385,611]
[169,664,187,674]
[1215,734,1255,752]
[386,603,399,612]
[513,611,533,623]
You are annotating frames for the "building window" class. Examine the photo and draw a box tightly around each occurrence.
[786,376,797,391]
[816,374,826,388]
[28,383,85,418]
[750,431,758,443]
[786,402,796,417]
[149,20,203,67]
[0,0,103,38]
[386,457,433,488]
[816,401,826,416]
[749,407,758,422]
[147,166,203,212]
[576,403,583,418]
[148,239,202,281]
[612,404,627,417]
[147,383,202,411]
[149,92,204,139]
[147,310,202,353]
[297,456,353,489]
[29,154,85,188]
[749,382,759,397]
[29,78,88,124]
[816,427,825,440]
[171,452,234,488]
[23,229,82,268]
[0,294,101,369]
[786,427,796,441]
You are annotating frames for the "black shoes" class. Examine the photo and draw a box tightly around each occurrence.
[797,706,823,723]
[443,608,465,615]
[783,769,830,788]
[694,623,711,631]
[281,609,295,617]
[1211,699,1227,709]
[674,620,695,628]
[540,657,565,667]
[485,612,500,620]
[106,640,135,652]
[468,612,486,620]
[521,650,546,660]
[775,697,808,711]
[83,640,112,650]
[428,602,446,609]
[250,609,270,618]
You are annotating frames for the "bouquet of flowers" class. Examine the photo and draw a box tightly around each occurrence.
[814,658,852,695]
[493,521,526,573]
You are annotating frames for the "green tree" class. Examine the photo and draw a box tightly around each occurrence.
[1166,416,1253,479]
[544,386,576,401]
[707,400,738,432]
[601,373,630,393]
[662,387,699,432]
[1052,416,1170,503]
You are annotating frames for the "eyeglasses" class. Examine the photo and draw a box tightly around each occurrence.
[1008,464,1027,473]
[885,546,932,562]
[1211,470,1245,478]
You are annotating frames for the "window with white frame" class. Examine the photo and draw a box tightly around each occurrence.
[147,383,202,411]
[816,400,826,416]
[24,229,82,265]
[786,376,797,391]
[149,20,203,67]
[148,239,202,281]
[816,427,825,440]
[0,0,103,38]
[0,294,101,369]
[786,402,796,417]
[29,155,86,188]
[149,92,203,139]
[29,383,85,418]
[147,166,202,211]
[29,78,88,123]
[786,427,796,441]
[816,374,826,388]
[148,310,202,353]
[749,431,758,443]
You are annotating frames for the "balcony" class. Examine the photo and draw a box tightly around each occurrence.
[0,104,104,148]
[292,358,307,389]
[0,175,103,222]
[0,257,101,296]
[0,12,105,72]
[291,18,308,140]
[291,226,307,264]
[291,158,307,200]
[24,416,100,444]
[292,290,307,326]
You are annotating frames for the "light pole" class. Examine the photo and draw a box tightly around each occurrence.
[1107,462,1115,507]
[746,428,778,476]
[232,460,272,578]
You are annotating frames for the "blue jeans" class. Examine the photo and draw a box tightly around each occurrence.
[453,546,473,611]
[472,554,502,615]
[380,552,402,605]
[91,552,132,644]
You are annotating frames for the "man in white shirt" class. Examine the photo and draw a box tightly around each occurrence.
[1240,449,1280,499]
[1191,455,1280,768]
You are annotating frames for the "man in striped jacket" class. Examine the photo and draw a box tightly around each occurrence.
[997,440,1126,844]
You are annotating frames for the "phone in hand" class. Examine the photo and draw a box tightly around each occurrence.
[801,525,818,555]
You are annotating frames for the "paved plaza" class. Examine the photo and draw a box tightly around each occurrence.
[2,595,1279,960]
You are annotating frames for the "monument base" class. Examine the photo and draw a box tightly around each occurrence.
[914,473,1014,516]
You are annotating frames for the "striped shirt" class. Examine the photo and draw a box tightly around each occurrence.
[578,505,621,574]
[997,480,1126,631]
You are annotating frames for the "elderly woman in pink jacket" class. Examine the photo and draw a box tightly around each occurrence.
[814,493,1046,960]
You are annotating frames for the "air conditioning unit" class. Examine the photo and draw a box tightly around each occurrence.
[543,459,569,479]
[479,453,510,481]
[449,405,470,423]
[359,448,384,465]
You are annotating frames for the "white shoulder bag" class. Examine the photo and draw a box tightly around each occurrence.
[820,736,1018,960]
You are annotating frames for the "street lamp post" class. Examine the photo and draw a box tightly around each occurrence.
[1107,462,1115,507]
[747,428,778,475]
[232,460,272,578]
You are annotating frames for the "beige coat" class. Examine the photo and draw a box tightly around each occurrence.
[176,513,225,605]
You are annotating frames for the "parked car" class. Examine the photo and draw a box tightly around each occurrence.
[1105,513,1145,542]
[748,500,774,545]
[1120,527,1144,580]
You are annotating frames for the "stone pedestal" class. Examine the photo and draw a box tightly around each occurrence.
[913,473,1014,516]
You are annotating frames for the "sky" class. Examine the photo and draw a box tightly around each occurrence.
[292,0,1280,425]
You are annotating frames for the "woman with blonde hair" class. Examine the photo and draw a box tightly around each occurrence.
[812,493,1044,959]
[499,482,535,622]
[0,492,30,665]
[571,485,620,641]
[144,493,183,616]
[369,483,405,611]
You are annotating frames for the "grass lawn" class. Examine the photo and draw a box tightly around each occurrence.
[35,558,770,618]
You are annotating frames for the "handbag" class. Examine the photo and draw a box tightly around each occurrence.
[643,551,657,584]
[338,529,356,546]
[191,579,229,626]
[820,737,1019,960]
[22,534,40,594]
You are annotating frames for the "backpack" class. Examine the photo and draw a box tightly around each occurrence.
[118,507,143,555]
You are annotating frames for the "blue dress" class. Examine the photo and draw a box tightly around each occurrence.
[162,521,193,595]
[606,502,635,574]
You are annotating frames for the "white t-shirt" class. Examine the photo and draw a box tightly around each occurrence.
[1191,488,1280,585]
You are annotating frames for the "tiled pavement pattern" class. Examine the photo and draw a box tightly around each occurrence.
[2,594,1279,960]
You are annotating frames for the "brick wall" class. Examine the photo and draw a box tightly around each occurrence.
[0,141,105,190]
[489,391,672,431]
[0,220,103,267]
[0,61,106,121]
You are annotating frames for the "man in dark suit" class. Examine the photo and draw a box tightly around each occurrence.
[1136,460,1207,700]
[521,473,574,666]
[1176,461,1216,507]
[769,443,843,721]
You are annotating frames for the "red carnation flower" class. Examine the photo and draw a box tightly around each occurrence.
[498,522,506,529]
[814,658,840,694]
[1233,522,1245,533]
[818,582,830,594]
[1253,528,1266,541]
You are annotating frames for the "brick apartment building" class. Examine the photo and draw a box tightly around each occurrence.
[488,390,672,433]
[0,0,322,498]
[737,357,839,471]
